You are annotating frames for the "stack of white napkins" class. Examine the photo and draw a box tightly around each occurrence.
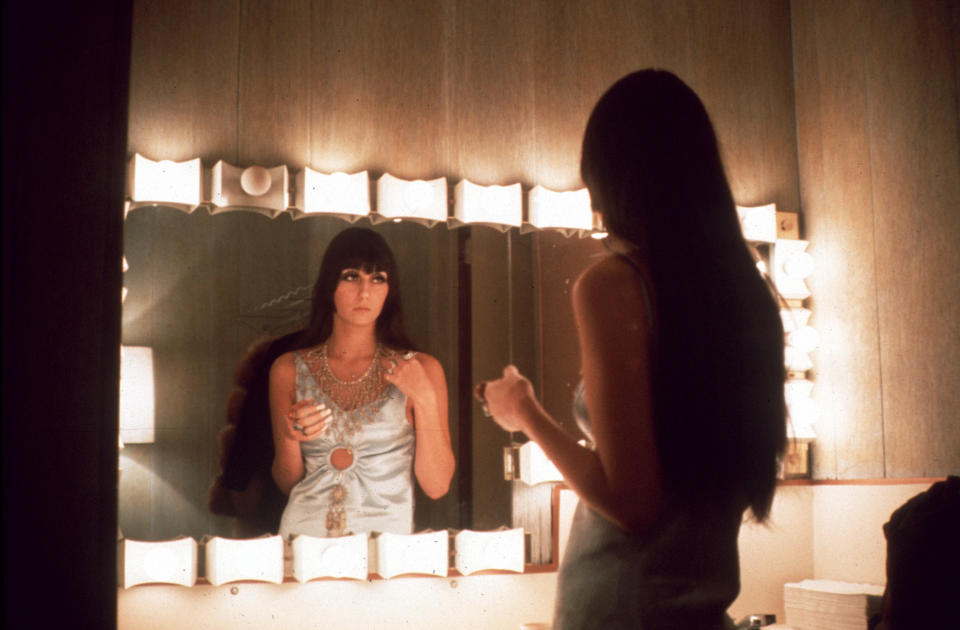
[205,535,284,586]
[784,579,884,630]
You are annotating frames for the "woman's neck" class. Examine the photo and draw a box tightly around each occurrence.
[325,322,379,360]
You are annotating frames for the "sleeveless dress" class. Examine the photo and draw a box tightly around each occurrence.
[278,351,415,539]
[554,254,741,630]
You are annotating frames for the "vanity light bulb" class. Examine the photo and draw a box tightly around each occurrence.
[403,180,432,212]
[783,251,813,279]
[240,166,272,196]
[788,326,819,353]
[590,231,608,240]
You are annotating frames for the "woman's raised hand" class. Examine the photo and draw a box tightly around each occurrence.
[475,365,536,433]
[382,351,436,407]
[285,399,331,441]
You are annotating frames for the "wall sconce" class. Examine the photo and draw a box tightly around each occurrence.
[126,153,202,214]
[526,186,593,235]
[736,203,779,243]
[119,345,155,444]
[204,535,284,586]
[375,173,448,226]
[294,168,370,220]
[452,179,522,230]
[122,537,198,588]
[372,530,449,578]
[292,532,368,582]
[454,528,525,575]
[211,161,289,217]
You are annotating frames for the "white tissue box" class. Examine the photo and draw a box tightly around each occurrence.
[122,537,198,588]
[373,530,449,578]
[292,532,369,582]
[204,535,284,586]
[454,528,525,575]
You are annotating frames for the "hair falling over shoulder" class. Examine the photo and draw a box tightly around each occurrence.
[582,69,787,522]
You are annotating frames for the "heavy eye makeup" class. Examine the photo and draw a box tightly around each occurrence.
[339,268,388,283]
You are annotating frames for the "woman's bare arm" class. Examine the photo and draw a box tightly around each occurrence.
[387,352,455,499]
[482,256,662,533]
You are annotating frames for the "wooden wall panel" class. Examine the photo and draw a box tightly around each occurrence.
[792,0,885,478]
[793,0,960,478]
[238,0,310,165]
[448,0,536,184]
[128,0,239,161]
[694,0,799,211]
[310,0,449,177]
[865,0,960,476]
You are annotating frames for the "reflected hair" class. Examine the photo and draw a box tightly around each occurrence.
[298,227,414,351]
[581,70,786,522]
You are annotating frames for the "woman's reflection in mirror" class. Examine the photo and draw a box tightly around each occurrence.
[477,70,787,630]
[210,227,454,539]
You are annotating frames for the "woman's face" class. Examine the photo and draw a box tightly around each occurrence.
[332,267,389,329]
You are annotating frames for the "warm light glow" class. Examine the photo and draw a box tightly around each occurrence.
[785,379,819,439]
[296,168,370,218]
[772,240,812,299]
[128,154,202,208]
[374,530,449,579]
[454,528,525,575]
[788,325,820,354]
[780,307,812,333]
[211,161,289,216]
[239,165,272,196]
[292,533,368,582]
[453,179,522,229]
[783,251,814,279]
[527,186,593,231]
[784,346,814,373]
[205,535,284,586]
[122,537,197,588]
[518,441,563,485]
[736,203,778,243]
[119,346,155,444]
[590,231,609,240]
[376,173,447,225]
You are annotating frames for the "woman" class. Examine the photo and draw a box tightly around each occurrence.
[478,70,786,629]
[270,227,454,539]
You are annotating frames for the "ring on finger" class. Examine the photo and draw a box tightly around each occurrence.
[402,351,417,360]
[293,422,304,432]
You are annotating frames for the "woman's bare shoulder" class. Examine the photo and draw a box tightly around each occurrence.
[574,255,649,307]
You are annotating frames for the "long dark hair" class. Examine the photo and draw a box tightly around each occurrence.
[297,226,415,351]
[581,69,786,522]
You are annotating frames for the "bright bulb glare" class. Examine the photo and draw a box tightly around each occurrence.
[784,252,814,279]
[788,326,819,353]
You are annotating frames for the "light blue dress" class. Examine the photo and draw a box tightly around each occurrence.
[553,383,742,630]
[278,351,414,539]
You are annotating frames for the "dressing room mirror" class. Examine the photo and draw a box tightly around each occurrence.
[119,206,542,543]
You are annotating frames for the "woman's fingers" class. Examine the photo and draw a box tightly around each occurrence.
[287,400,331,440]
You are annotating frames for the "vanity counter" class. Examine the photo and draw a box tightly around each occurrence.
[118,571,558,630]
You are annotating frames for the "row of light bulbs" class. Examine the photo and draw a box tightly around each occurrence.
[124,154,818,441]
[126,154,599,235]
